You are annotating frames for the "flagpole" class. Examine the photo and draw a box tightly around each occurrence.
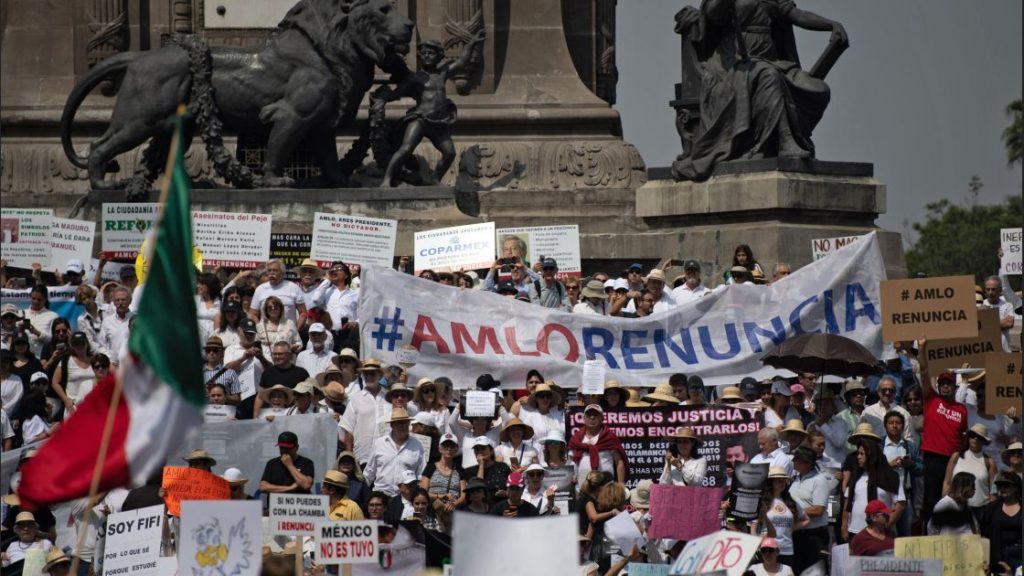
[68,104,187,576]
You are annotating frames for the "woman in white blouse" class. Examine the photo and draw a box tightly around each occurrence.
[257,296,301,355]
[514,382,565,462]
[659,426,707,486]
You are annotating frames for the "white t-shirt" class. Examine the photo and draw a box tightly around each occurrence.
[21,415,50,443]
[1,375,23,417]
[1,410,14,440]
[574,434,616,490]
[223,343,263,401]
[848,475,905,534]
[765,497,805,555]
[496,441,540,468]
[750,563,795,576]
[251,280,305,323]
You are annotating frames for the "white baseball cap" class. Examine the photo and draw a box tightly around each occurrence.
[525,463,545,474]
[308,323,327,334]
[399,469,419,485]
[29,371,49,383]
[603,279,616,291]
[612,278,629,291]
[439,432,459,446]
[65,259,84,274]
[471,436,494,449]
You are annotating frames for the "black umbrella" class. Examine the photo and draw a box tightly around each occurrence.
[761,332,882,377]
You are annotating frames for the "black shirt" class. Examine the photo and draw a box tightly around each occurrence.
[488,498,538,517]
[237,364,309,419]
[261,454,315,494]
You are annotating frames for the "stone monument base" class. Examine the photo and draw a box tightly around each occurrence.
[635,160,906,282]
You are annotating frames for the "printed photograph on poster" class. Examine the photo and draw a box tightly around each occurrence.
[179,500,261,576]
[192,210,272,268]
[311,212,397,268]
[101,203,162,259]
[495,225,582,277]
[414,222,495,274]
[49,217,95,273]
[565,405,763,488]
[1,208,53,270]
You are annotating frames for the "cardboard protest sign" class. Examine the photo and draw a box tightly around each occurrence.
[496,225,582,277]
[567,405,763,488]
[669,530,763,576]
[1000,228,1022,275]
[811,235,864,261]
[102,504,166,576]
[269,233,313,272]
[1,208,53,269]
[269,494,328,536]
[162,467,231,516]
[894,535,988,576]
[452,512,577,576]
[179,500,261,576]
[984,352,1022,415]
[311,213,397,268]
[49,217,96,273]
[846,557,943,576]
[413,222,495,274]
[315,520,379,565]
[192,210,272,268]
[922,308,1002,374]
[648,485,723,540]
[101,203,161,259]
[881,276,978,341]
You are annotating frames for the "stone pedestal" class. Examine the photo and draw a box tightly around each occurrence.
[634,160,907,282]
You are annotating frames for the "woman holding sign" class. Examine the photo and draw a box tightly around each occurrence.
[659,427,707,486]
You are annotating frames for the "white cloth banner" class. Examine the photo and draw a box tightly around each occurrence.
[359,233,887,387]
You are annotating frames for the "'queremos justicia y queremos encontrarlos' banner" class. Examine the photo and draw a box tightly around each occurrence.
[358,233,887,387]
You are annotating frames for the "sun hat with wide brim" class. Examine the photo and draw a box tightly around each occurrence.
[388,407,412,423]
[630,479,652,510]
[781,419,807,436]
[719,386,745,402]
[316,365,346,387]
[527,382,563,408]
[671,426,702,446]
[1002,441,1022,466]
[260,384,295,405]
[323,470,350,488]
[43,549,72,573]
[359,358,383,372]
[296,258,324,278]
[626,388,650,407]
[385,382,413,402]
[500,417,536,442]
[603,380,622,394]
[767,466,791,480]
[581,279,608,300]
[643,383,678,404]
[849,422,881,443]
[966,423,991,443]
[183,448,218,466]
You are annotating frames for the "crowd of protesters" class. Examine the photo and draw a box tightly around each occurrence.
[0,244,1021,576]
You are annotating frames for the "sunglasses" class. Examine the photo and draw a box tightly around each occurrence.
[536,393,552,399]
[760,548,778,554]
[879,388,895,394]
[526,471,544,477]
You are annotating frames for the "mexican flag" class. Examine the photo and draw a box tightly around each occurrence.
[18,112,205,510]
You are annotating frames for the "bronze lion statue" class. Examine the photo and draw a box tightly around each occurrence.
[60,0,413,190]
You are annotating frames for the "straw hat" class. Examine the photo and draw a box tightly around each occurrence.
[260,384,294,405]
[500,417,535,442]
[359,358,383,371]
[645,269,667,283]
[14,511,37,525]
[603,380,622,394]
[293,379,316,396]
[323,470,350,488]
[527,382,563,408]
[719,386,744,402]
[332,348,360,368]
[966,423,990,443]
[643,383,678,404]
[625,388,650,408]
[1002,441,1022,466]
[781,419,807,436]
[183,448,217,466]
[321,382,347,404]
[385,382,413,402]
[296,258,323,278]
[767,466,791,480]
[630,479,652,510]
[43,549,72,573]
[222,467,247,486]
[388,407,412,423]
[966,369,986,384]
[316,364,346,387]
[671,427,702,446]
[849,422,881,443]
[843,378,868,397]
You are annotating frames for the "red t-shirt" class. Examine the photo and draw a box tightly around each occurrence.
[921,395,967,456]
[850,529,894,556]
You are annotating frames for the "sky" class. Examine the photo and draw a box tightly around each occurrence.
[616,0,1023,245]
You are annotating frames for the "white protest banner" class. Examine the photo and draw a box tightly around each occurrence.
[413,222,494,274]
[360,233,886,387]
[169,414,337,497]
[101,203,161,259]
[179,500,261,576]
[269,494,328,536]
[463,390,496,417]
[669,530,763,576]
[50,217,96,273]
[203,404,237,422]
[192,210,272,268]
[1001,228,1022,275]
[311,212,397,268]
[102,504,166,576]
[315,520,378,565]
[1,208,53,269]
[452,512,577,576]
[846,557,943,576]
[581,359,606,395]
[811,235,864,261]
[496,225,581,277]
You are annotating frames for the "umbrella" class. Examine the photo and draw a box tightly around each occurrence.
[761,333,882,377]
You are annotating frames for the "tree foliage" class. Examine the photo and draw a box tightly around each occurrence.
[904,188,1021,283]
[1004,99,1023,166]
